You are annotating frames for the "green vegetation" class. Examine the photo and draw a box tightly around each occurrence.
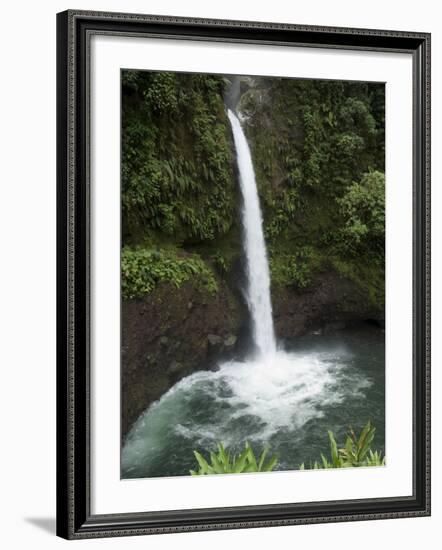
[190,421,384,475]
[300,420,385,469]
[190,442,278,475]
[269,246,315,289]
[122,70,385,308]
[337,170,385,257]
[122,71,236,244]
[122,246,218,299]
[241,78,385,302]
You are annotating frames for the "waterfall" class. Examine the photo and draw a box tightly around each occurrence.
[227,109,276,358]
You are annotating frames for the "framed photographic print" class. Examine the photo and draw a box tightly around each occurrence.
[56,10,431,539]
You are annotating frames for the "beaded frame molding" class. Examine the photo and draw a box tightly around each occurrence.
[56,10,431,540]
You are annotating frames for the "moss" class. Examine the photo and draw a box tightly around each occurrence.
[332,257,384,308]
[188,222,242,277]
[269,246,314,290]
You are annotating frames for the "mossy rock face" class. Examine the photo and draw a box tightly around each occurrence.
[239,76,385,311]
[272,271,384,342]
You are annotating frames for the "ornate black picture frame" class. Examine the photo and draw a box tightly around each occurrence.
[56,9,430,540]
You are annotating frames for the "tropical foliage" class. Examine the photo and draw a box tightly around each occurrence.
[122,70,385,307]
[299,420,385,469]
[190,421,384,475]
[122,71,235,244]
[240,79,385,301]
[190,442,278,475]
[337,170,385,256]
[122,246,217,299]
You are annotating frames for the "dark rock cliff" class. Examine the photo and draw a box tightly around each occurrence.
[121,280,244,439]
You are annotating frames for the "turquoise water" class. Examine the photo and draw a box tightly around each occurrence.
[122,326,385,478]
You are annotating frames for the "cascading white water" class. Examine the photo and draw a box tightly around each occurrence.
[227,109,276,357]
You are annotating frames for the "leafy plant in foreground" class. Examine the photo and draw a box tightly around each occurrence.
[190,442,278,475]
[364,449,385,467]
[300,420,385,469]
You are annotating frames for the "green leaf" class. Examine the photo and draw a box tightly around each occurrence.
[245,442,258,471]
[321,453,330,469]
[328,431,340,467]
[194,451,209,474]
[257,447,269,471]
[262,455,278,472]
[210,452,224,474]
[190,441,278,475]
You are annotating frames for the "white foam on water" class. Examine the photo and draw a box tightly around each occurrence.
[122,348,372,476]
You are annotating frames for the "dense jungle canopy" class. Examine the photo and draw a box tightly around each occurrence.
[121,70,385,307]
